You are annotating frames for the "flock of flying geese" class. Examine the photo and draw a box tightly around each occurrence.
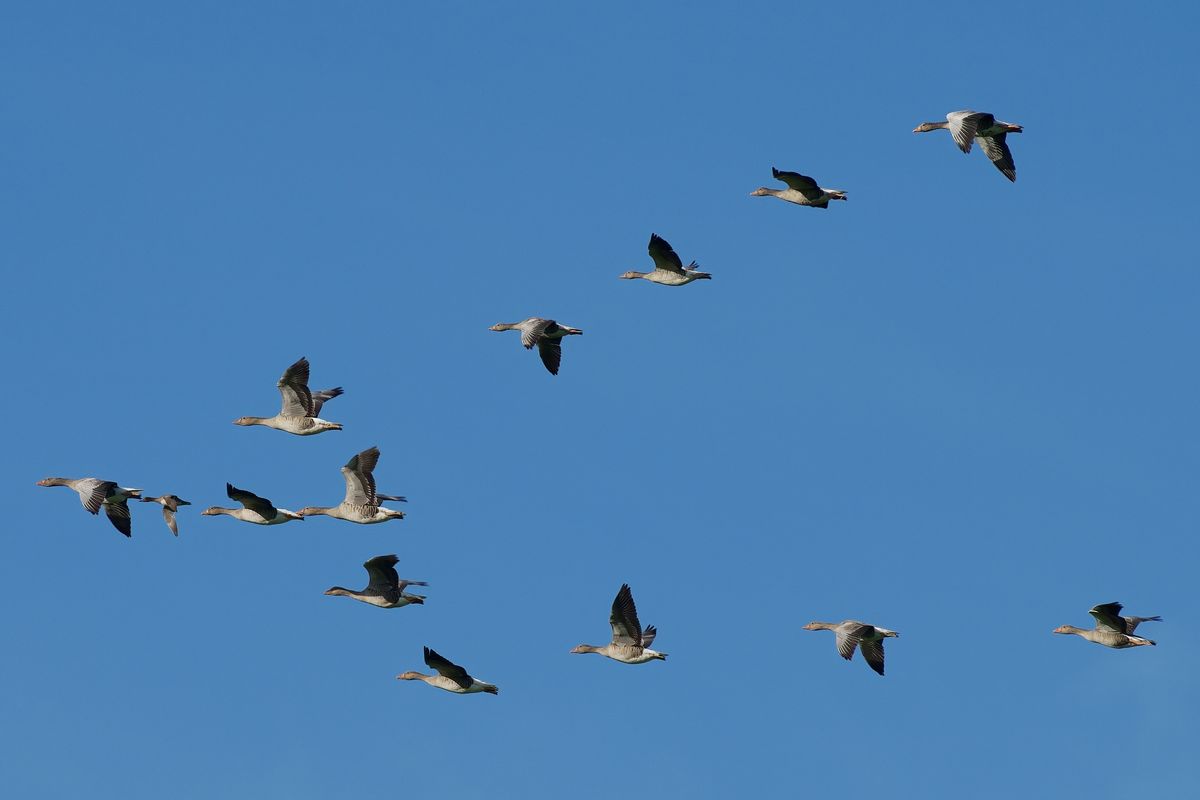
[35,110,1161,690]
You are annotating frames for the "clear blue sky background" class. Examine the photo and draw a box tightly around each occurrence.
[3,2,1197,797]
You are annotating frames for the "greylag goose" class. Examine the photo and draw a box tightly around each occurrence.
[490,318,583,375]
[139,494,191,536]
[619,233,711,286]
[1053,602,1160,648]
[325,554,427,608]
[803,620,899,676]
[37,477,142,537]
[233,357,344,435]
[913,110,1022,182]
[570,583,666,664]
[397,647,498,695]
[201,483,303,525]
[299,446,406,523]
[750,167,847,208]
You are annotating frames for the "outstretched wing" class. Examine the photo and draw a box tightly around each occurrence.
[104,499,132,537]
[859,638,886,676]
[946,110,993,153]
[772,167,823,201]
[342,446,381,505]
[1090,603,1128,634]
[278,357,315,417]
[835,623,872,661]
[310,387,343,417]
[226,483,278,519]
[640,625,658,649]
[363,554,400,591]
[648,233,685,274]
[79,479,116,515]
[977,132,1016,182]
[609,583,643,647]
[537,339,563,375]
[423,646,473,689]
[162,506,179,536]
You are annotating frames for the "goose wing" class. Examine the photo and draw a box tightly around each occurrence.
[277,357,315,417]
[342,446,381,505]
[859,637,887,676]
[423,646,473,689]
[977,132,1016,182]
[309,387,344,417]
[640,625,658,649]
[537,339,563,375]
[648,233,685,275]
[162,506,179,536]
[1090,602,1129,634]
[834,622,871,661]
[363,554,400,592]
[609,583,644,647]
[226,483,278,519]
[78,479,116,514]
[946,110,993,153]
[518,318,554,349]
[771,168,824,201]
[104,498,132,537]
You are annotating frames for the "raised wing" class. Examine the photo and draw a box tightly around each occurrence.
[310,387,344,417]
[609,583,643,647]
[640,625,658,649]
[104,499,132,537]
[946,110,993,153]
[277,357,315,417]
[859,638,886,676]
[363,554,400,591]
[342,446,381,505]
[423,646,473,689]
[772,167,823,201]
[226,483,278,520]
[647,233,685,274]
[1090,602,1128,634]
[977,132,1016,182]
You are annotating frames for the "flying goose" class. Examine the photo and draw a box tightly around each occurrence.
[299,446,406,523]
[325,554,427,608]
[1053,602,1160,648]
[750,168,847,208]
[233,356,344,435]
[619,233,711,286]
[490,318,583,375]
[570,583,667,664]
[140,494,191,536]
[36,477,142,537]
[803,620,899,676]
[913,110,1023,182]
[397,647,498,695]
[201,483,303,525]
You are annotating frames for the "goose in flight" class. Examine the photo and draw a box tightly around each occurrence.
[570,583,667,664]
[299,446,406,523]
[619,233,711,286]
[325,554,427,608]
[803,620,899,676]
[750,167,847,208]
[233,357,344,435]
[397,647,498,695]
[913,110,1023,182]
[201,483,303,525]
[37,477,142,537]
[490,318,583,375]
[1053,602,1160,648]
[140,494,191,536]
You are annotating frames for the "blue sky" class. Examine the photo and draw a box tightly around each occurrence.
[3,2,1198,797]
